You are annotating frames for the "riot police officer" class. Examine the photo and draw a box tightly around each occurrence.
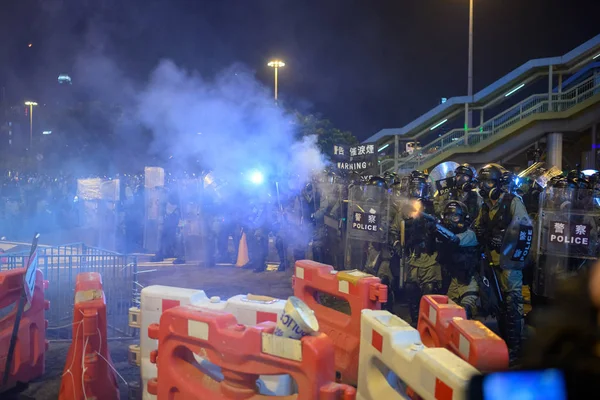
[306,179,329,263]
[321,170,345,268]
[436,201,480,318]
[362,176,393,277]
[245,199,271,273]
[435,163,482,222]
[391,171,441,325]
[474,163,531,364]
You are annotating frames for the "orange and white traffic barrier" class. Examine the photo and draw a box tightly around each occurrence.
[147,306,356,400]
[135,285,289,400]
[293,260,387,386]
[0,268,49,393]
[59,272,119,400]
[356,309,479,400]
[417,295,508,371]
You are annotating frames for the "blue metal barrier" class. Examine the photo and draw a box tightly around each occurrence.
[0,242,138,340]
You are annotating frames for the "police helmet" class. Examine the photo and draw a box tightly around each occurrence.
[565,169,591,190]
[455,163,477,191]
[478,163,509,200]
[442,200,469,233]
[455,163,477,179]
[383,171,400,186]
[366,175,388,189]
[410,170,429,180]
[408,174,430,199]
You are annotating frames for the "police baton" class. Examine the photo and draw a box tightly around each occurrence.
[483,249,504,305]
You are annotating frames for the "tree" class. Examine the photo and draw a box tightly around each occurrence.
[294,112,358,160]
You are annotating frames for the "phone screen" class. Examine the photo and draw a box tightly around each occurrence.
[482,369,567,400]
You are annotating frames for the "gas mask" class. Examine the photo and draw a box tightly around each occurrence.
[479,179,502,201]
[455,173,474,192]
[442,201,468,234]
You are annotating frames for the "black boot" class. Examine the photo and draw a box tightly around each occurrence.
[276,236,288,271]
[505,298,523,366]
[405,283,421,326]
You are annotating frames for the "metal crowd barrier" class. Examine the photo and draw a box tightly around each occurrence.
[0,242,138,340]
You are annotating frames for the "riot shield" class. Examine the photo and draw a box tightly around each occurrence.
[143,167,165,253]
[77,178,102,248]
[178,178,203,262]
[98,179,120,251]
[318,180,346,269]
[517,162,562,191]
[533,188,600,298]
[428,161,459,198]
[76,178,120,251]
[344,184,390,272]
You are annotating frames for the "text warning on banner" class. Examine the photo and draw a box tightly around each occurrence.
[549,221,591,245]
[352,211,378,232]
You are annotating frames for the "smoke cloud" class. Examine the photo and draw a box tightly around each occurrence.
[72,47,326,194]
[136,60,325,186]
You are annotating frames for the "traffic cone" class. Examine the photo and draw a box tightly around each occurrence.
[235,232,249,267]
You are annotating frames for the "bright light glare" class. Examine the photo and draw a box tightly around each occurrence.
[504,83,525,97]
[429,119,448,131]
[582,169,598,176]
[42,131,52,135]
[268,60,285,68]
[24,101,38,106]
[249,170,265,185]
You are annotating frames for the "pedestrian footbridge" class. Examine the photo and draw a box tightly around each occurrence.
[370,34,600,173]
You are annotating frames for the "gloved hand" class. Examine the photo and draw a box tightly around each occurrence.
[473,225,486,241]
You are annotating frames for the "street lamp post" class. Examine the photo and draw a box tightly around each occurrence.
[267,60,285,101]
[465,0,474,131]
[24,101,38,151]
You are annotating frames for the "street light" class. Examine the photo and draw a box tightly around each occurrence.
[267,60,285,101]
[24,101,38,151]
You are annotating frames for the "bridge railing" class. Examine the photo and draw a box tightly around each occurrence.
[393,75,600,172]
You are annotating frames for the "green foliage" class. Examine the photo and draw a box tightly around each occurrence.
[294,112,358,159]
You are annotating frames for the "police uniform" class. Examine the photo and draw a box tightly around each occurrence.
[391,197,442,324]
[474,191,529,362]
[437,229,479,318]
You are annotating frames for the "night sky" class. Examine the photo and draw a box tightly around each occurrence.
[1,0,599,140]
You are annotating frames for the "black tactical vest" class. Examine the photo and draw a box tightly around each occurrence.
[481,193,515,244]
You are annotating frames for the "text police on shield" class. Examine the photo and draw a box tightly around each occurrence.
[352,211,378,231]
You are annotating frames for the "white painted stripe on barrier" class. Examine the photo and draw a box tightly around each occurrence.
[338,280,349,294]
[261,333,302,362]
[459,333,471,360]
[188,320,209,341]
[357,310,478,400]
[144,295,163,312]
[428,305,437,324]
[418,365,436,397]
[296,266,305,279]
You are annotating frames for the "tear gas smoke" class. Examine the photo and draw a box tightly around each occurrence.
[74,54,326,193]
[136,61,325,186]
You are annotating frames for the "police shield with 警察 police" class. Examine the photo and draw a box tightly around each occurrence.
[344,176,391,278]
[533,170,599,302]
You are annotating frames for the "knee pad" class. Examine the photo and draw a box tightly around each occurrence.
[421,282,439,295]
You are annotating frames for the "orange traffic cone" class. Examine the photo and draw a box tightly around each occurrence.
[235,232,250,267]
